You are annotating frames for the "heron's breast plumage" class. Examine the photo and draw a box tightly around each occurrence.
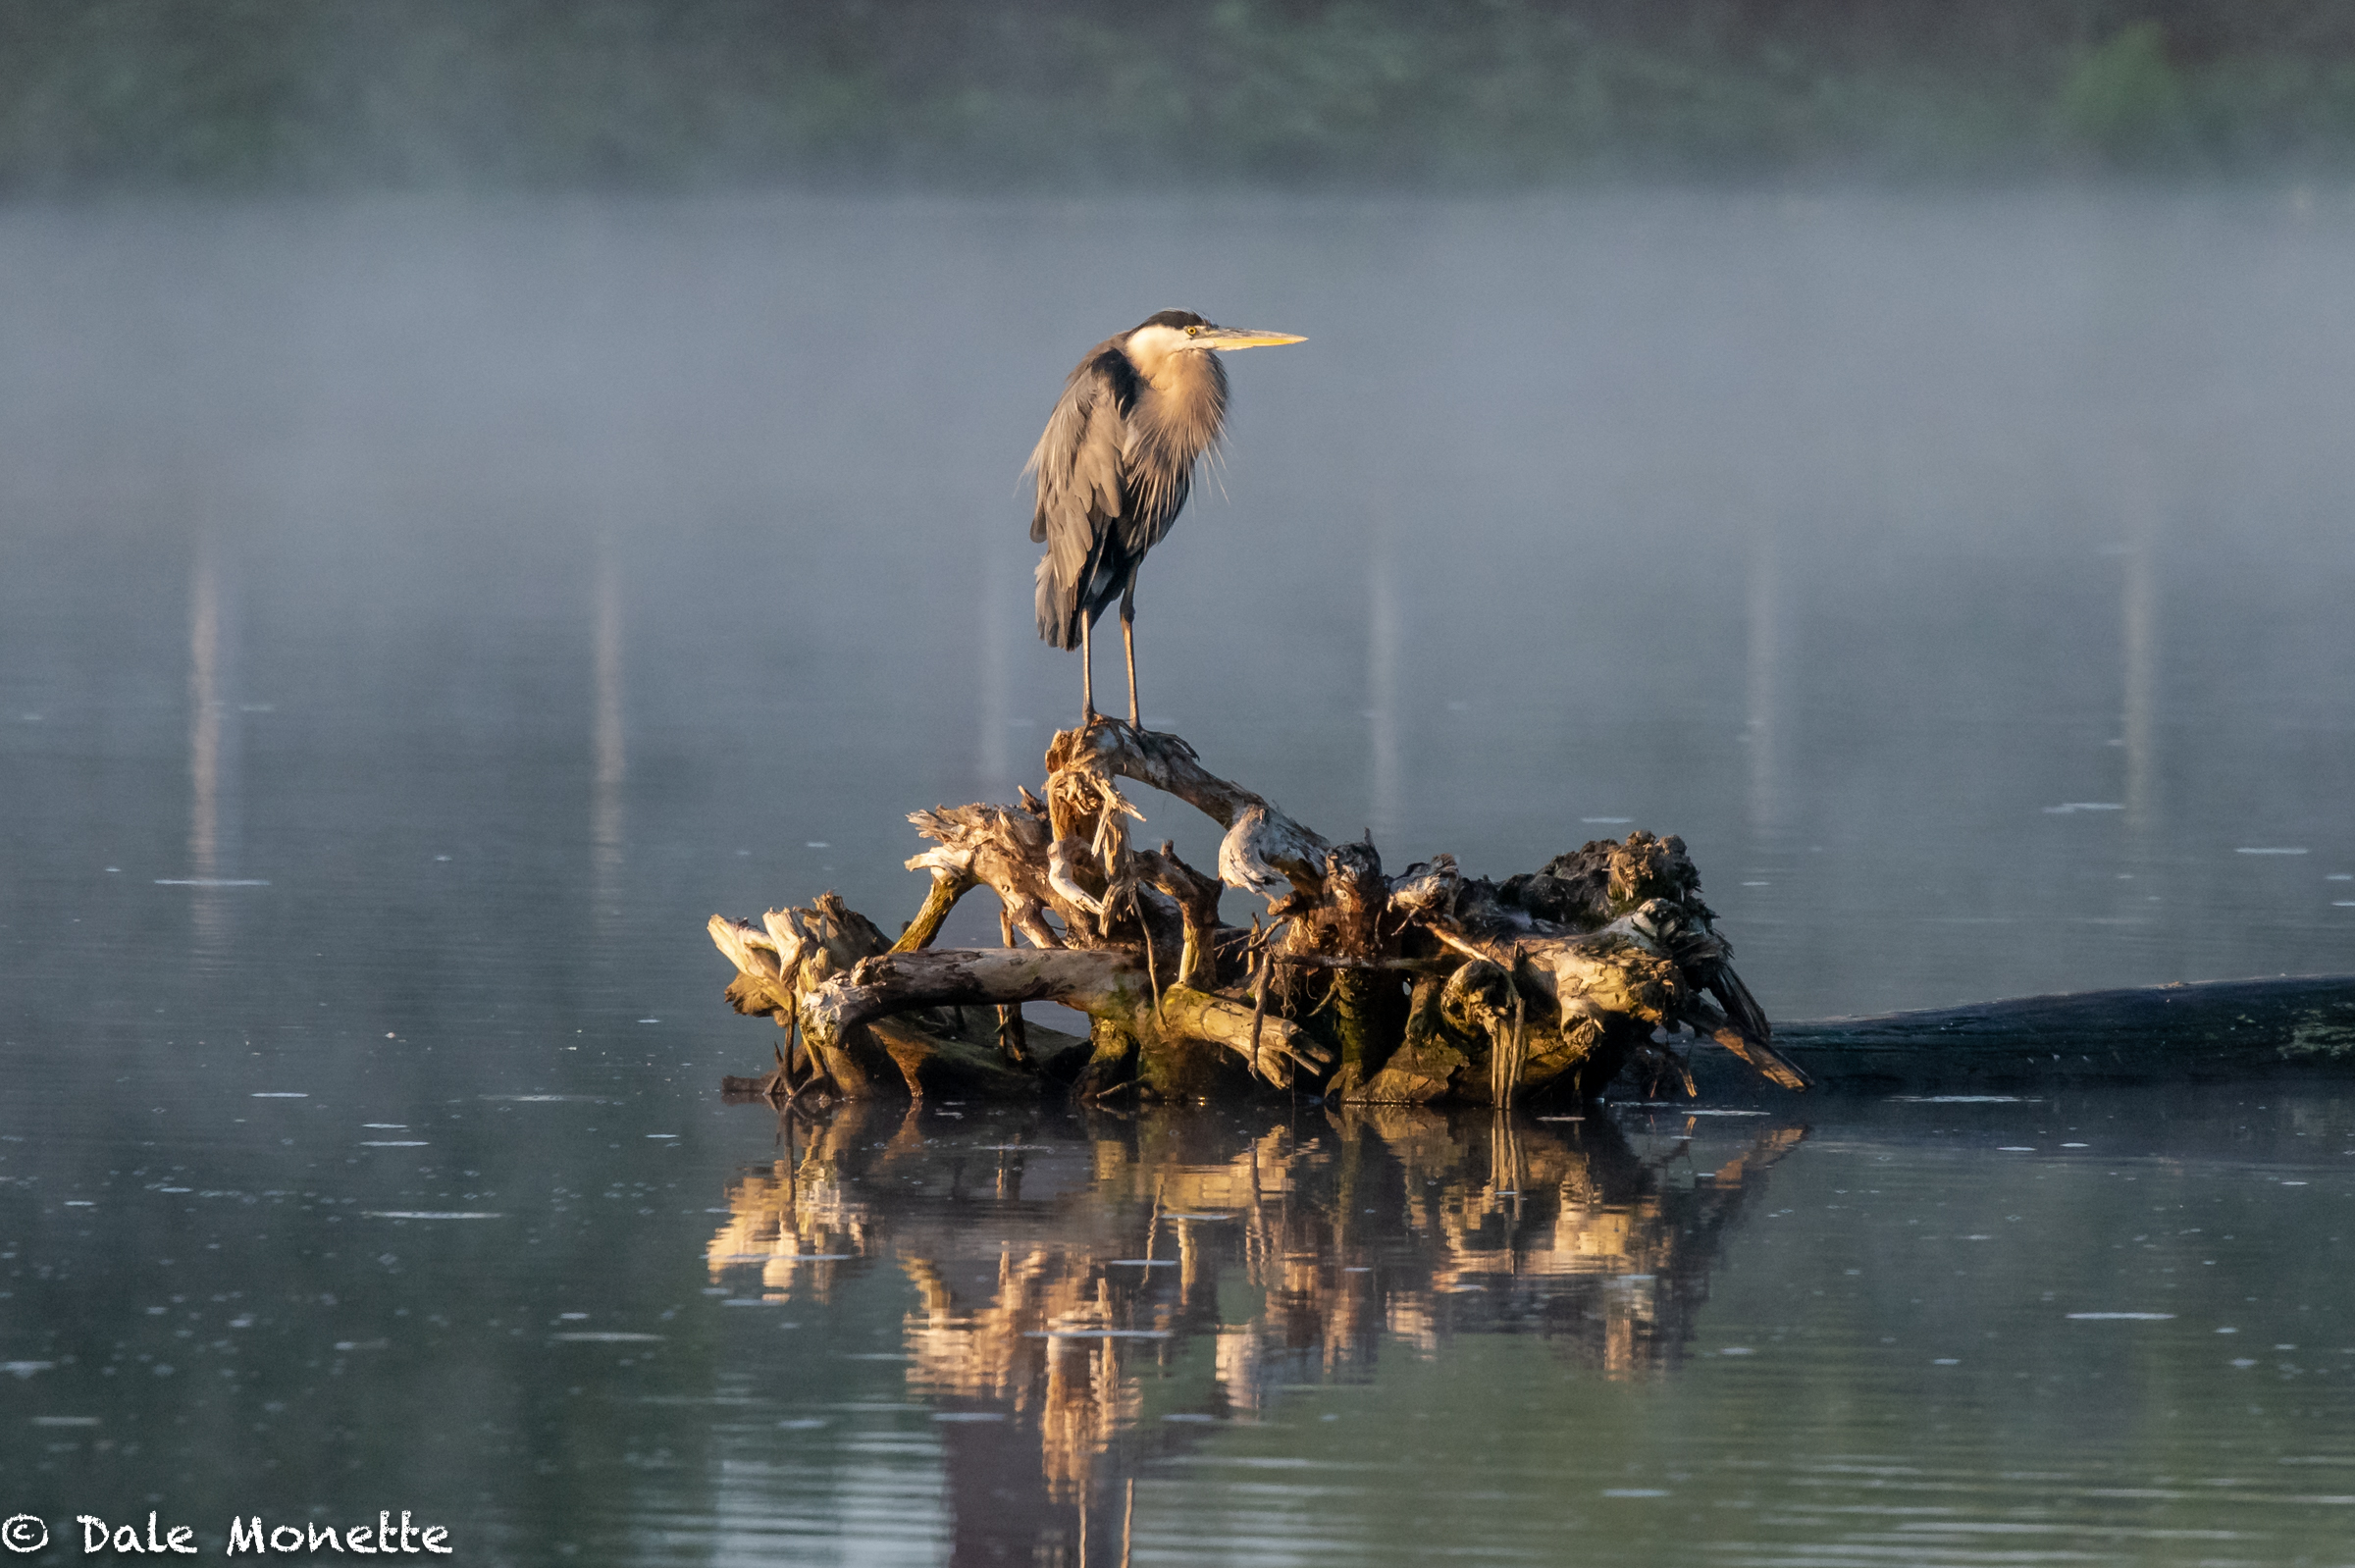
[1120,349,1227,549]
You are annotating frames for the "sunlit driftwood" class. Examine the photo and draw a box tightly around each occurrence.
[708,718,1793,1105]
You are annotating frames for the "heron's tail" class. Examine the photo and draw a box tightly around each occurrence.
[1035,554,1082,650]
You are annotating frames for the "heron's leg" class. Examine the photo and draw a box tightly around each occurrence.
[1121,585,1140,727]
[1079,614,1096,720]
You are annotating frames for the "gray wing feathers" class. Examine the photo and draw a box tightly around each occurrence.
[1026,354,1128,649]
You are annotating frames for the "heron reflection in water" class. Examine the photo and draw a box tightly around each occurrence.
[1028,311,1305,724]
[708,1106,1802,1541]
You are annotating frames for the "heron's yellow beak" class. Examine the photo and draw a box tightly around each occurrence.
[1194,327,1306,350]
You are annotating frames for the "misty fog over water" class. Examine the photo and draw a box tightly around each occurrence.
[6,189,2350,1018]
[2,189,2352,1564]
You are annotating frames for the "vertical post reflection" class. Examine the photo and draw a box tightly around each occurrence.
[187,537,240,954]
[980,534,1014,798]
[1367,516,1401,846]
[592,545,625,925]
[2120,520,2159,836]
[189,549,222,876]
[1745,530,1787,836]
[2086,210,2172,845]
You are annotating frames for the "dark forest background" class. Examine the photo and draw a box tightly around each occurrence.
[4,0,2353,191]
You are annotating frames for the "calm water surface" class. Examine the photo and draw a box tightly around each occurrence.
[2,190,2352,1564]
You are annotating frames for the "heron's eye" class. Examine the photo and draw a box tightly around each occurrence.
[1185,325,1200,336]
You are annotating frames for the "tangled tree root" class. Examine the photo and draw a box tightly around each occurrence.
[709,718,1807,1106]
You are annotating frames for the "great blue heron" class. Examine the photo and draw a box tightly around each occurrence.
[1028,310,1304,723]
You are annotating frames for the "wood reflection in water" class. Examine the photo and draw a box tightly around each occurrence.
[186,539,242,953]
[591,547,625,927]
[706,1105,1800,1555]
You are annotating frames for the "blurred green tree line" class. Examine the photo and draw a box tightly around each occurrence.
[4,0,2353,190]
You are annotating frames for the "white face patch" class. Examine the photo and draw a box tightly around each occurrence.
[1124,322,1205,374]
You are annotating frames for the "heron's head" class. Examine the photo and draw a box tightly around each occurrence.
[1124,310,1305,375]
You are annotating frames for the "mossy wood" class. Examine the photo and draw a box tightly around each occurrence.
[707,718,1804,1106]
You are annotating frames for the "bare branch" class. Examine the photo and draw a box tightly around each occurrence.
[1045,718,1328,904]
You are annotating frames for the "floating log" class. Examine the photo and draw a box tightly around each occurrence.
[1682,973,2355,1095]
[707,717,1792,1105]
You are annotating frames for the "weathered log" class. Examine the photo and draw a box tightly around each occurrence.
[803,946,1331,1088]
[1681,973,2355,1095]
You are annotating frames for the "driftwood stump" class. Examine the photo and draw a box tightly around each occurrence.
[709,719,1806,1105]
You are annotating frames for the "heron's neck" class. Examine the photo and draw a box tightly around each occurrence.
[1129,347,1227,464]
